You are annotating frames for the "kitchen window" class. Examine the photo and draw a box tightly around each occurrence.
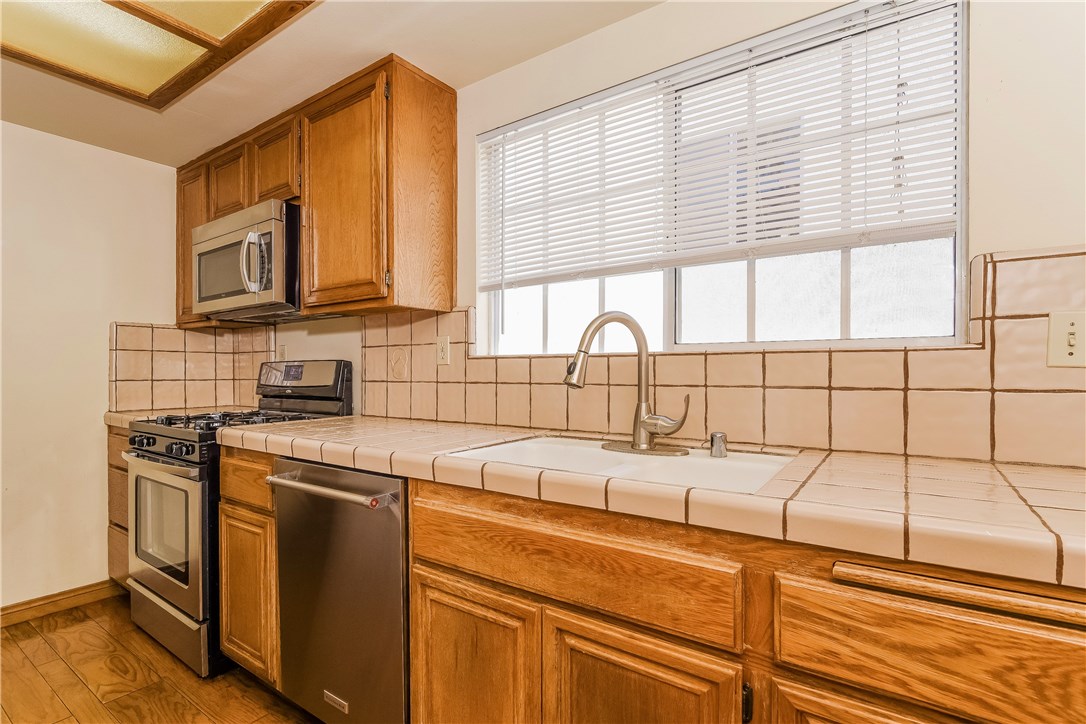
[477,0,965,354]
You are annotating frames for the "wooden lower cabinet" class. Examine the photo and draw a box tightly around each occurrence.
[106,426,130,588]
[219,501,279,686]
[543,608,743,724]
[770,677,930,724]
[107,524,128,584]
[408,479,1086,724]
[412,566,541,724]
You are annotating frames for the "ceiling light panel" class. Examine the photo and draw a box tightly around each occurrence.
[141,1,271,41]
[1,0,205,95]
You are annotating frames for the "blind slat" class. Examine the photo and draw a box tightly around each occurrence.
[477,0,962,291]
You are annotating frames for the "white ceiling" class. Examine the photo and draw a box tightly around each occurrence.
[1,1,656,167]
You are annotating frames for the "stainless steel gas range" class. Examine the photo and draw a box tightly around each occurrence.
[123,359,352,677]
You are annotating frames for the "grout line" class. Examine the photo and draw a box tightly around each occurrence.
[902,351,910,455]
[902,463,911,560]
[995,463,1064,585]
[826,353,833,449]
[989,262,998,461]
[993,250,1085,264]
[760,352,767,445]
[781,451,831,540]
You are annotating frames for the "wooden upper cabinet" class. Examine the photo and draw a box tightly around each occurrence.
[299,70,388,308]
[208,143,251,219]
[253,118,300,203]
[174,54,456,327]
[543,607,744,724]
[176,164,209,324]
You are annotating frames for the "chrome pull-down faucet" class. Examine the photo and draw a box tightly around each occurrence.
[564,311,689,456]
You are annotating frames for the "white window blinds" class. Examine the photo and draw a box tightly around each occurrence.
[477,0,962,293]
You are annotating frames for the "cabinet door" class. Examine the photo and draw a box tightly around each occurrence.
[412,566,541,724]
[108,524,128,585]
[300,70,389,308]
[543,608,743,724]
[176,164,208,324]
[219,502,279,686]
[208,143,251,219]
[252,118,300,202]
[771,677,929,724]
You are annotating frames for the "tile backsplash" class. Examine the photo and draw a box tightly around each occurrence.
[107,246,1084,467]
[109,325,273,411]
[359,246,1085,467]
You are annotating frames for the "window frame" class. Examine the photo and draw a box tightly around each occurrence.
[478,0,970,356]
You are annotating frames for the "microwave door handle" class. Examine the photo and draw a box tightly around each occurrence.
[239,232,258,292]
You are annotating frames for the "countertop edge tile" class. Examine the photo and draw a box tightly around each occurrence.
[391,451,437,479]
[539,469,607,510]
[688,488,785,540]
[786,499,905,560]
[908,515,1059,584]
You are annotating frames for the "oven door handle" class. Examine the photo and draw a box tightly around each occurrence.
[267,475,395,510]
[122,451,201,479]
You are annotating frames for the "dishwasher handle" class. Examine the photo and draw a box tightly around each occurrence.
[267,474,397,510]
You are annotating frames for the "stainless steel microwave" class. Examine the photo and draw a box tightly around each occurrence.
[192,199,300,321]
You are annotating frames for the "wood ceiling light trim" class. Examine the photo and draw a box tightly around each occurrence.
[105,1,223,50]
[0,0,314,111]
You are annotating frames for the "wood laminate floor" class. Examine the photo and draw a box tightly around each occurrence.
[0,595,315,724]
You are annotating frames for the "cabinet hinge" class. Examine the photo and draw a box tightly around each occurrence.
[297,173,302,188]
[384,81,390,99]
[741,684,753,724]
[384,270,392,286]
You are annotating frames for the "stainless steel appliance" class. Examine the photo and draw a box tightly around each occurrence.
[125,360,352,676]
[192,199,301,321]
[269,459,407,724]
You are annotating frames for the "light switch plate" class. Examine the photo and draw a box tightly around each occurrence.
[1047,311,1086,367]
[277,344,288,361]
[436,336,451,365]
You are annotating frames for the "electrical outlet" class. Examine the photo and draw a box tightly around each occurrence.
[277,344,288,361]
[436,336,451,365]
[1047,311,1086,367]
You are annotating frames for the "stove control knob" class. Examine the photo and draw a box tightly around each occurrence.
[128,434,139,445]
[136,436,156,448]
[165,442,179,456]
[183,444,197,456]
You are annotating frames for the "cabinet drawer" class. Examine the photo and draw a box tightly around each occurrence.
[774,574,1086,723]
[412,500,743,652]
[220,449,275,511]
[107,432,128,469]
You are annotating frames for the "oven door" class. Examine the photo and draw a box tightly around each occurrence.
[123,451,207,621]
[192,217,284,315]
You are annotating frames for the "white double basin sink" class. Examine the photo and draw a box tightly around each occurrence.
[452,437,791,494]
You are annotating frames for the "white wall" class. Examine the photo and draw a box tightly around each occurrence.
[273,317,363,414]
[454,0,1086,305]
[1,122,176,606]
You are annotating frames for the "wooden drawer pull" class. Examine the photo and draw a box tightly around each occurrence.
[832,562,1085,627]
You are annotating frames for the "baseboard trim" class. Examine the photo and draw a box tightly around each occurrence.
[1,579,126,627]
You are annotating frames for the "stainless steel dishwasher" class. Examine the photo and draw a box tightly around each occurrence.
[268,459,407,724]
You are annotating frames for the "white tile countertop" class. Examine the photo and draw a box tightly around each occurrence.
[105,409,1084,589]
[199,415,1086,589]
